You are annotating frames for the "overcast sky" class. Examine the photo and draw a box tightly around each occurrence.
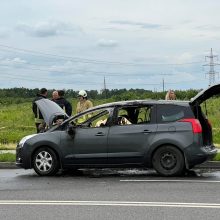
[0,0,220,91]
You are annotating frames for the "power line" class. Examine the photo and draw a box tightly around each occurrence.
[0,73,103,85]
[0,62,175,77]
[0,72,206,87]
[0,44,203,67]
[0,71,162,86]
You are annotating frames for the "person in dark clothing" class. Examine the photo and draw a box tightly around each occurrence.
[53,90,72,116]
[32,88,48,133]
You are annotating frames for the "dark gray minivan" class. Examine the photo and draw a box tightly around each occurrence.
[16,84,219,176]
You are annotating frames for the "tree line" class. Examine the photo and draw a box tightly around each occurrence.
[0,87,200,105]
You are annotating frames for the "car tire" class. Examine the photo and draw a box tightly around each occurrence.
[33,147,59,176]
[152,145,185,176]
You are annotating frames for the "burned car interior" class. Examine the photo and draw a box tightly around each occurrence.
[66,104,153,130]
[116,105,153,125]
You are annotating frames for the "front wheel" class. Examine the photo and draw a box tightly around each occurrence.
[152,145,185,176]
[33,147,59,176]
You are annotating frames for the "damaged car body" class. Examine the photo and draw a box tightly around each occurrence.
[16,84,219,176]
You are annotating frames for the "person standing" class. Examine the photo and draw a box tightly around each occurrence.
[32,88,48,133]
[51,90,59,102]
[76,90,93,114]
[76,90,93,124]
[165,90,177,100]
[54,90,73,116]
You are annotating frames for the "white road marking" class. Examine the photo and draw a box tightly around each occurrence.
[0,200,220,208]
[120,179,220,183]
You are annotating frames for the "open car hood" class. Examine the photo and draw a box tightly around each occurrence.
[35,99,68,127]
[190,83,220,105]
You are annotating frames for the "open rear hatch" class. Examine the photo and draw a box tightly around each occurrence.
[190,83,220,105]
[190,83,220,146]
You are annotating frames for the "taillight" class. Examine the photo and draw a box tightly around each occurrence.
[179,118,202,133]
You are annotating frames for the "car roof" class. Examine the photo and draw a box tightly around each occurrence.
[73,100,190,117]
[93,99,190,109]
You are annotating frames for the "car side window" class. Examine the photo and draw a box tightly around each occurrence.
[117,109,132,125]
[157,105,186,123]
[136,107,152,124]
[116,106,153,126]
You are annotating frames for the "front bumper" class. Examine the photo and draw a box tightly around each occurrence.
[16,145,24,168]
[16,145,32,169]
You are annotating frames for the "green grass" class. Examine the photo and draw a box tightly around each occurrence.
[0,143,17,150]
[0,98,106,145]
[0,153,16,162]
[0,102,35,144]
[201,98,220,144]
[213,152,220,161]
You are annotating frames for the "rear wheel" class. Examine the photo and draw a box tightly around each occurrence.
[152,145,185,176]
[33,147,59,176]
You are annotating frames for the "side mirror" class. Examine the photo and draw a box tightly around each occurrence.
[67,125,76,136]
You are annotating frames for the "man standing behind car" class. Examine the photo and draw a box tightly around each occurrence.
[76,90,93,124]
[51,90,59,102]
[32,88,48,133]
[53,90,72,116]
[76,90,93,114]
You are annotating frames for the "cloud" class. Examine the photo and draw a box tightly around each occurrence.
[110,20,167,30]
[0,28,9,38]
[0,57,27,67]
[97,39,118,47]
[16,21,82,37]
[195,25,220,31]
[175,52,194,63]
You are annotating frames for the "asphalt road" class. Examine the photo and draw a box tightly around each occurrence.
[0,168,220,220]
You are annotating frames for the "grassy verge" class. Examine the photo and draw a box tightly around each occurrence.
[0,153,16,162]
[213,152,220,161]
[0,143,17,150]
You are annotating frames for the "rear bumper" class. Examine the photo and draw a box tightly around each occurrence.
[186,145,217,168]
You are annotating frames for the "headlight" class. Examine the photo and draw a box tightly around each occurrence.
[18,134,38,148]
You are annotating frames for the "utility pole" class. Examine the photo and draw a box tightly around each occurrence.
[160,74,173,92]
[162,78,165,92]
[103,76,107,99]
[203,48,220,86]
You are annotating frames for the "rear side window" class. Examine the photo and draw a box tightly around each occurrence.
[157,104,193,123]
[116,105,153,125]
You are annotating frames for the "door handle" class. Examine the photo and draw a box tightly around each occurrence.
[95,132,105,136]
[143,130,152,134]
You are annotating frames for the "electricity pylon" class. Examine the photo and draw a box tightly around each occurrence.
[204,48,219,86]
